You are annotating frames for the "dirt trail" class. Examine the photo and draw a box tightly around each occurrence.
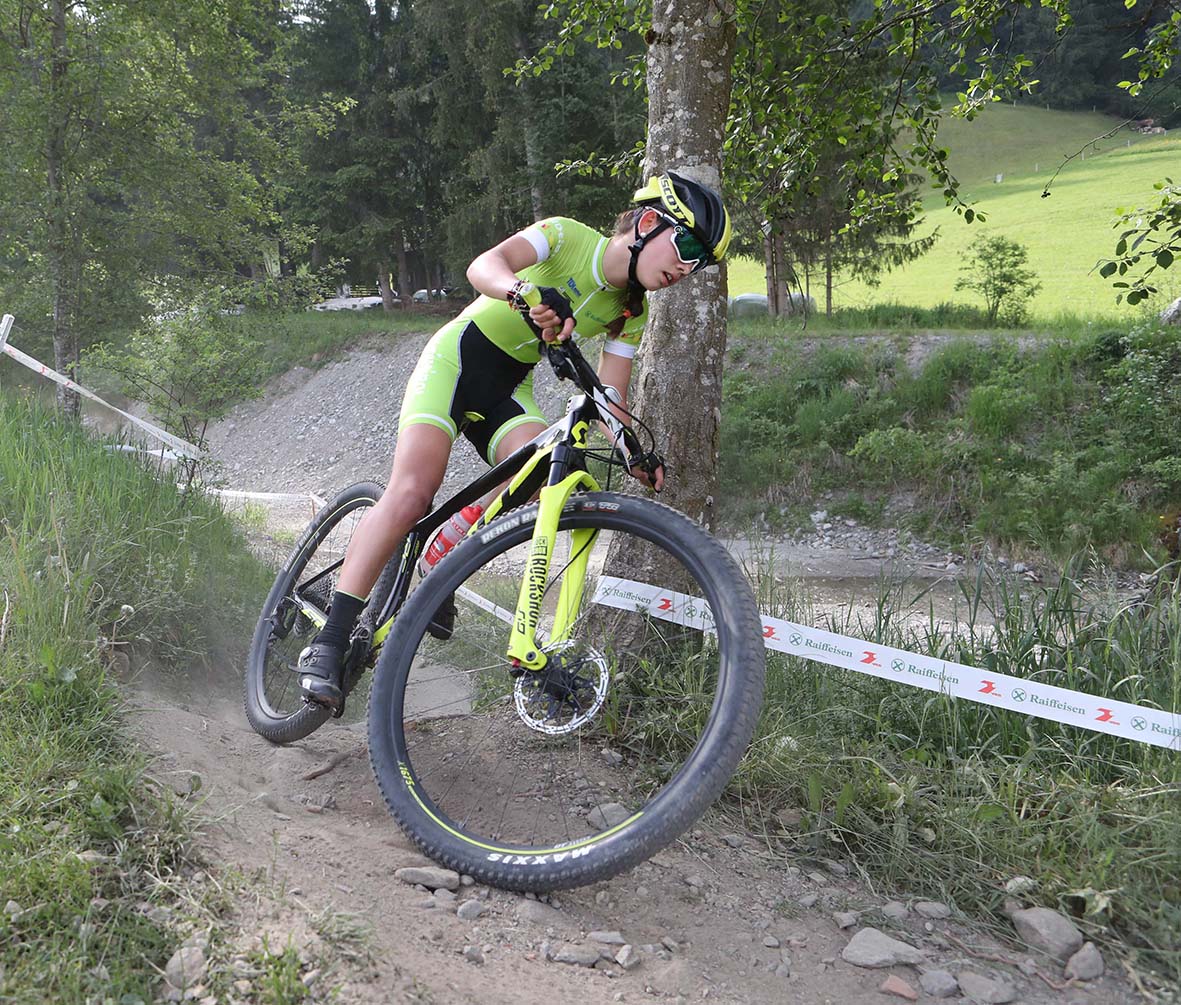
[129,669,1136,1005]
[123,333,1141,1004]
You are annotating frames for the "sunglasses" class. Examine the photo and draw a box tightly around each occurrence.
[658,214,711,273]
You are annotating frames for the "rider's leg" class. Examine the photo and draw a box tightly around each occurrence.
[299,423,452,709]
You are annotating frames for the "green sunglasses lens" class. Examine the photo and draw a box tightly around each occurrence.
[673,227,708,266]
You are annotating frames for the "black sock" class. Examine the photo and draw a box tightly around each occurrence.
[313,590,367,651]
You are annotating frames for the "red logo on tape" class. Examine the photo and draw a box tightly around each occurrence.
[979,680,998,695]
[1095,708,1119,724]
[762,625,777,639]
[657,598,673,611]
[861,651,881,667]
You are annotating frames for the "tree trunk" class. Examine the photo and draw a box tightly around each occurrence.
[627,0,735,531]
[763,228,778,316]
[47,0,78,417]
[774,227,788,318]
[824,241,834,318]
[394,231,410,304]
[377,261,398,312]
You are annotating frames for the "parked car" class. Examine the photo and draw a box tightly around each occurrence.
[412,288,456,303]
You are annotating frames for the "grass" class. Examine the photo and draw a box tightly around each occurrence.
[729,558,1181,991]
[719,320,1181,563]
[250,306,442,384]
[728,102,1181,319]
[0,391,273,1002]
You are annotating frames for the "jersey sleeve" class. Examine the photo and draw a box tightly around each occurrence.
[518,217,573,267]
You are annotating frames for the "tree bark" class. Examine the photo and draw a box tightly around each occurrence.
[764,228,777,316]
[47,0,79,416]
[628,0,735,530]
[773,227,788,318]
[824,239,834,318]
[394,230,410,303]
[377,261,398,311]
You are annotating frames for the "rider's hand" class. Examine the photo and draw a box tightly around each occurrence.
[629,452,665,492]
[530,286,575,342]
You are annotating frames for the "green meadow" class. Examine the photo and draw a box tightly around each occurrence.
[729,102,1181,318]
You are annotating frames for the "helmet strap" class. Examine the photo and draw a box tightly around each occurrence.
[625,214,671,318]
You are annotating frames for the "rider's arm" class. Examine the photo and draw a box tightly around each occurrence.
[597,349,664,491]
[467,234,574,341]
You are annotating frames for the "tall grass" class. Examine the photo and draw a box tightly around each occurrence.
[0,393,272,1001]
[720,321,1181,562]
[731,560,1181,990]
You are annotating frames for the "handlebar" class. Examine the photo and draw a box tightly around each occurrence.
[518,284,662,483]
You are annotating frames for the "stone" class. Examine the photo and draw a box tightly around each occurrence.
[839,928,924,968]
[1004,876,1037,895]
[1010,907,1084,963]
[762,935,780,948]
[518,899,564,926]
[914,901,951,920]
[590,930,627,946]
[394,867,460,891]
[552,943,601,967]
[461,945,484,965]
[433,889,457,904]
[880,901,910,920]
[832,911,859,929]
[616,945,640,970]
[1065,941,1104,981]
[164,946,207,990]
[586,802,631,830]
[456,901,485,921]
[1161,295,1181,326]
[919,969,959,998]
[3,901,20,918]
[956,970,1017,1003]
[721,833,744,848]
[797,894,819,908]
[879,974,918,1001]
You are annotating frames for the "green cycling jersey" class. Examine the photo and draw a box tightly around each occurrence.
[454,216,645,363]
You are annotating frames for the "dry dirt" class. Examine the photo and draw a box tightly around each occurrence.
[119,331,1146,1004]
[128,668,1138,1005]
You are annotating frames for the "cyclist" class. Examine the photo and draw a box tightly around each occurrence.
[297,171,732,711]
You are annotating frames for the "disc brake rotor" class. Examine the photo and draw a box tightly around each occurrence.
[513,644,609,736]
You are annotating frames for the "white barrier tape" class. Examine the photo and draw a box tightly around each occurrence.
[593,576,1181,751]
[207,489,328,509]
[0,315,202,460]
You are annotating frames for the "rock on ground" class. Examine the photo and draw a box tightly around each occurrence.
[919,969,959,997]
[1010,906,1084,963]
[1064,941,1105,981]
[394,866,460,891]
[956,970,1018,1003]
[840,927,924,968]
[165,945,208,990]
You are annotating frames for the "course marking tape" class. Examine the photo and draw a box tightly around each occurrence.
[1,314,202,459]
[593,576,1181,751]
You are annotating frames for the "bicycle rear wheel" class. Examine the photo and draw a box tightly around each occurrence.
[245,482,383,744]
[367,491,765,890]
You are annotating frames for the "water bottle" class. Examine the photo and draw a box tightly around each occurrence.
[418,503,483,575]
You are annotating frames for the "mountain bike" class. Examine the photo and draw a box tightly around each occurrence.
[245,319,765,890]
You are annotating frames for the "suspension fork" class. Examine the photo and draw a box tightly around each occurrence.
[505,430,601,670]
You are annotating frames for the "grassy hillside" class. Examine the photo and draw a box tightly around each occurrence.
[0,393,271,1002]
[729,103,1181,318]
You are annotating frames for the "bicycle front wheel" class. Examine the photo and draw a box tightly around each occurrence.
[367,491,765,890]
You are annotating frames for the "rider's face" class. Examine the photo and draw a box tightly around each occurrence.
[634,210,698,292]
